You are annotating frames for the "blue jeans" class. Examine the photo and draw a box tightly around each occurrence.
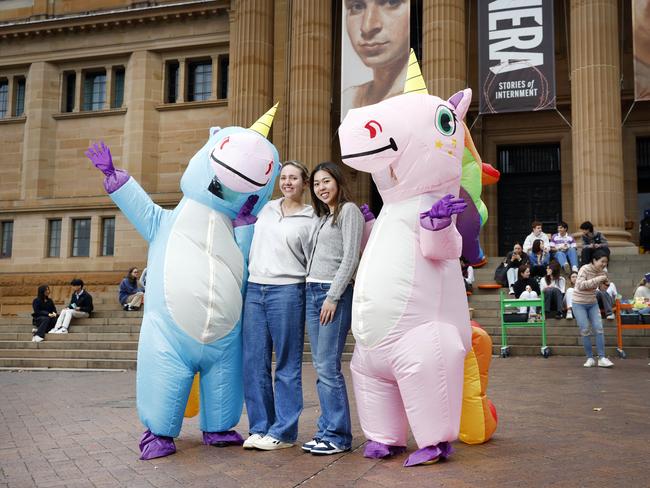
[572,302,605,358]
[306,282,353,450]
[242,283,305,442]
[553,248,578,269]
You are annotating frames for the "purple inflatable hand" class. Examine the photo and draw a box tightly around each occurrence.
[233,195,259,227]
[420,194,467,231]
[360,204,375,222]
[84,141,130,193]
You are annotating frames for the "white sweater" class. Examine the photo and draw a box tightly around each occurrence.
[248,199,316,285]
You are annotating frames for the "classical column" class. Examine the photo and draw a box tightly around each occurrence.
[422,0,466,99]
[229,0,274,127]
[122,50,162,192]
[570,0,632,247]
[287,0,332,170]
[21,61,59,200]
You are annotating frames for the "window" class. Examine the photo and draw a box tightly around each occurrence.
[101,217,115,256]
[1,221,13,258]
[48,219,62,258]
[188,60,211,102]
[63,72,76,112]
[166,61,179,103]
[13,77,25,116]
[0,80,8,118]
[112,67,125,108]
[83,70,106,111]
[71,218,91,257]
[217,56,229,100]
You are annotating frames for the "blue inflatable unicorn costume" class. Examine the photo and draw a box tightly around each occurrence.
[85,105,281,460]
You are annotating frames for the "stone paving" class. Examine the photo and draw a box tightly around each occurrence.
[1,357,649,488]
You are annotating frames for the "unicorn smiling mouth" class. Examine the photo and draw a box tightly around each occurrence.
[341,138,398,160]
[210,153,266,187]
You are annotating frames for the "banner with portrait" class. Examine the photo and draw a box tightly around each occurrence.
[341,0,411,120]
[478,0,556,114]
[634,0,650,101]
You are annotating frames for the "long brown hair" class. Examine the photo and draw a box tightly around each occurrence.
[310,161,353,224]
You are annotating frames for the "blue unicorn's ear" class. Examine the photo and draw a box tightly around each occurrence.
[209,127,221,137]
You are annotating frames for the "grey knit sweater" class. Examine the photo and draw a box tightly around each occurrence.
[306,202,364,302]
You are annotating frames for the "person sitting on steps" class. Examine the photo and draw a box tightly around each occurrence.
[51,279,94,334]
[31,284,58,343]
[119,267,145,311]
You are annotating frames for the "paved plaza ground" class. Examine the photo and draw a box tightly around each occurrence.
[1,357,649,488]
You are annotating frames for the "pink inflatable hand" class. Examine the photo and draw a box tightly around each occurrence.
[420,194,467,231]
[360,204,375,222]
[233,195,259,227]
[84,141,130,194]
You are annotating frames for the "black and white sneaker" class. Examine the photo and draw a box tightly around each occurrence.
[310,440,348,456]
[301,438,320,452]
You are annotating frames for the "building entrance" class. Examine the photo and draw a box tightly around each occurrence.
[497,144,562,256]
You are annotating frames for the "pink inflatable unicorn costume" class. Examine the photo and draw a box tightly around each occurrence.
[339,51,472,467]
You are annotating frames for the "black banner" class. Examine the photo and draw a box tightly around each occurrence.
[479,0,556,114]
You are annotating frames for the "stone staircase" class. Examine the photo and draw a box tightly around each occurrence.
[0,253,649,369]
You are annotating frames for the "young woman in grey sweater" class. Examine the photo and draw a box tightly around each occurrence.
[302,161,364,456]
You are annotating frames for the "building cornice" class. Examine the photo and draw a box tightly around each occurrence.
[0,0,228,39]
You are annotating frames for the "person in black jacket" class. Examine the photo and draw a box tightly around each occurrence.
[32,284,58,343]
[512,264,541,317]
[51,278,93,334]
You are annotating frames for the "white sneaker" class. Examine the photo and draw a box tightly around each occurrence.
[301,438,320,452]
[583,358,596,368]
[606,313,615,320]
[243,433,264,450]
[598,357,614,368]
[566,310,573,320]
[253,435,293,451]
[32,335,44,343]
[32,328,37,334]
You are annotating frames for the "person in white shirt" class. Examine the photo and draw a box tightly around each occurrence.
[540,261,566,319]
[522,220,550,254]
[564,271,579,320]
[242,160,316,452]
[633,273,650,300]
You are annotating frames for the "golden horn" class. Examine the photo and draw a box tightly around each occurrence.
[249,102,279,138]
[403,49,428,94]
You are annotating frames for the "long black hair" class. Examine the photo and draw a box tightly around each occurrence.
[37,284,50,302]
[309,161,353,224]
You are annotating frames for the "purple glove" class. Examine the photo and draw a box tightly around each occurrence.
[360,204,375,222]
[84,141,129,193]
[420,194,467,231]
[233,195,259,227]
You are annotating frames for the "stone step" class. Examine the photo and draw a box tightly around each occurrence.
[0,340,138,350]
[0,316,143,326]
[0,348,137,359]
[0,324,142,333]
[0,332,140,341]
[0,357,136,369]
[491,344,649,359]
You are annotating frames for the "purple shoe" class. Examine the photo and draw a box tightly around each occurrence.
[202,430,244,447]
[403,442,454,467]
[139,429,176,460]
[363,441,407,459]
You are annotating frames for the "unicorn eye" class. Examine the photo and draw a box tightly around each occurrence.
[435,106,456,136]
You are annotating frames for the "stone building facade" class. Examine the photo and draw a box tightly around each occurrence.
[0,0,647,283]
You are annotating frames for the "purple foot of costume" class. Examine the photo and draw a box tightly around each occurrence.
[364,441,407,459]
[139,430,176,460]
[202,430,244,447]
[403,441,454,467]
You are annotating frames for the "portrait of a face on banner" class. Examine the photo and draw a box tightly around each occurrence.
[633,0,650,101]
[478,0,556,114]
[341,0,411,120]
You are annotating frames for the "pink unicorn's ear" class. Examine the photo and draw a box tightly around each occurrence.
[209,127,221,137]
[448,89,472,121]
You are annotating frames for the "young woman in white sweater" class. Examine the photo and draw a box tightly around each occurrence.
[242,161,316,451]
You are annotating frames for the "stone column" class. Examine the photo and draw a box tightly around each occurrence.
[422,0,466,99]
[122,50,162,192]
[570,0,632,247]
[229,0,274,128]
[287,0,332,170]
[21,61,59,200]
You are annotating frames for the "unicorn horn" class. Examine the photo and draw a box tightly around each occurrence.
[249,102,279,138]
[403,49,428,94]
